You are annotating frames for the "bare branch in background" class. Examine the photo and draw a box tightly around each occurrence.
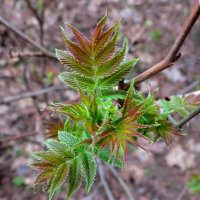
[176,106,200,128]
[122,2,200,89]
[0,131,37,143]
[0,85,67,104]
[0,16,56,59]
[97,160,115,200]
[177,80,200,95]
[134,2,200,84]
[8,49,53,58]
[109,166,135,200]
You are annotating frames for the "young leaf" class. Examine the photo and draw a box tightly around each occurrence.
[81,152,97,193]
[59,72,95,91]
[94,103,151,161]
[100,90,126,100]
[55,49,93,76]
[49,102,88,121]
[121,80,135,117]
[96,37,128,77]
[44,139,74,158]
[58,131,80,146]
[32,151,65,163]
[60,29,92,65]
[98,149,124,168]
[67,158,83,200]
[91,12,108,47]
[44,119,64,139]
[95,26,119,64]
[94,21,120,53]
[98,58,139,88]
[49,163,70,200]
[154,119,180,145]
[66,24,91,54]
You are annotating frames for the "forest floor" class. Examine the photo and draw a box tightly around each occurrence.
[0,0,200,200]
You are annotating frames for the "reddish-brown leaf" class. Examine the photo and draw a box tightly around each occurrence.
[91,12,108,47]
[94,21,120,53]
[67,24,92,54]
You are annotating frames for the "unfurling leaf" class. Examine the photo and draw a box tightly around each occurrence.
[44,119,64,139]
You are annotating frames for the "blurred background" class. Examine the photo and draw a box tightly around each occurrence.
[0,0,200,199]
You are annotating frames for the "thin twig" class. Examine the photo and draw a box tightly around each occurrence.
[23,62,41,114]
[122,2,200,89]
[176,106,200,128]
[108,166,135,200]
[8,50,52,58]
[175,186,187,200]
[81,183,101,200]
[177,80,200,95]
[0,16,56,59]
[0,85,67,104]
[135,2,200,84]
[25,0,43,26]
[0,131,37,143]
[97,160,115,200]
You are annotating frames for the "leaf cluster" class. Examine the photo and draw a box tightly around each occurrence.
[31,13,180,199]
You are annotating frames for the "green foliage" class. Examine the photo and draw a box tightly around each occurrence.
[159,94,200,119]
[12,176,25,187]
[31,12,182,199]
[145,19,153,27]
[188,174,200,193]
[150,29,162,40]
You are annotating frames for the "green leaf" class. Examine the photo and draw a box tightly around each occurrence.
[171,96,189,116]
[98,58,139,88]
[49,163,70,200]
[50,103,88,121]
[188,174,200,193]
[32,151,65,163]
[59,72,95,92]
[100,90,126,100]
[67,158,83,200]
[81,152,97,193]
[159,96,189,117]
[44,139,74,158]
[121,80,135,116]
[58,131,80,146]
[55,49,93,76]
[150,30,162,40]
[90,97,98,120]
[96,37,128,77]
[12,176,25,187]
[98,149,123,168]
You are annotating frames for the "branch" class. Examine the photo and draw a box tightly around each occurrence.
[1,131,37,143]
[176,106,200,128]
[0,16,56,59]
[8,49,54,59]
[0,85,67,104]
[123,2,200,89]
[177,80,200,95]
[25,0,43,25]
[175,186,187,200]
[108,166,135,200]
[97,160,115,200]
